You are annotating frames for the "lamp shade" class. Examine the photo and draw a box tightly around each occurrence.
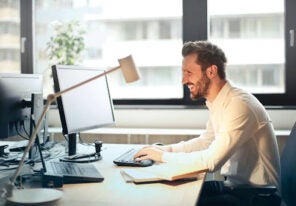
[118,55,140,83]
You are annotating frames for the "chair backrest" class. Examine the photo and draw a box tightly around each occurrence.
[280,122,296,206]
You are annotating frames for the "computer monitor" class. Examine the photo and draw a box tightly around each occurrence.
[52,65,115,162]
[0,73,44,160]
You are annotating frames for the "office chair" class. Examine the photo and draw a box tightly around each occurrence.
[226,122,296,206]
[280,122,296,206]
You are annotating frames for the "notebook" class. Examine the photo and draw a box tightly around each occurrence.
[120,162,208,183]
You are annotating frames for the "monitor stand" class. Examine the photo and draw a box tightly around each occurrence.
[59,133,102,163]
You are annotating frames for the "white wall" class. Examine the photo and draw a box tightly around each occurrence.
[48,108,296,131]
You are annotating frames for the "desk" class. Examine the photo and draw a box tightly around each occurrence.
[60,144,206,206]
[1,143,206,206]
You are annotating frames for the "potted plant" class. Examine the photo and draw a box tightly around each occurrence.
[47,20,86,65]
[44,20,86,96]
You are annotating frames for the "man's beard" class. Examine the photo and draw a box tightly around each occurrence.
[190,74,210,101]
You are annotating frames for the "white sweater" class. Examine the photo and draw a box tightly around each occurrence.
[162,82,280,188]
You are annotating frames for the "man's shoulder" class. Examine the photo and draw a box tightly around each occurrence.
[223,85,264,111]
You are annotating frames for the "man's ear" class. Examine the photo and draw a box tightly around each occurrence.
[206,65,218,79]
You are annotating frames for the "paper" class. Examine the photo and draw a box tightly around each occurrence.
[120,169,162,183]
[120,170,136,183]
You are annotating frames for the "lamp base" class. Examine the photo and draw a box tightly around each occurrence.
[6,188,63,204]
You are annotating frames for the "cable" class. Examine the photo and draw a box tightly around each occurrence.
[63,134,68,142]
[21,120,30,137]
[78,133,83,143]
[14,122,29,140]
[0,165,19,171]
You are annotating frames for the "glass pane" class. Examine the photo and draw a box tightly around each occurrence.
[35,0,183,99]
[0,0,20,73]
[208,0,285,93]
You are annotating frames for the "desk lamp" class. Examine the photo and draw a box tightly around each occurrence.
[3,55,140,204]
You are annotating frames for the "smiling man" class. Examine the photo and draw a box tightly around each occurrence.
[135,41,281,205]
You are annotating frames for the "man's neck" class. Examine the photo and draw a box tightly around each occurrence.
[205,79,227,103]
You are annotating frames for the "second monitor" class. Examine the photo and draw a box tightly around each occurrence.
[52,65,115,162]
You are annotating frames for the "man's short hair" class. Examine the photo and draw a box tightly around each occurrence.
[182,41,227,79]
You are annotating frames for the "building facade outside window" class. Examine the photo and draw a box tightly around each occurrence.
[0,0,20,73]
[208,0,284,94]
[1,0,295,106]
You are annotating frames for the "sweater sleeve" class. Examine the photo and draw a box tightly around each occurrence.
[170,118,215,153]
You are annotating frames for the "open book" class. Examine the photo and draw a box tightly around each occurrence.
[120,162,208,183]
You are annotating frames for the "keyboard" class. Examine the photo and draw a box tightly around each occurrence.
[113,148,154,167]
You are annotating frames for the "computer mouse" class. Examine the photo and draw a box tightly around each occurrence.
[153,142,164,146]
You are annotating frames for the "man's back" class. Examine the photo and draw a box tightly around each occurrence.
[215,82,280,187]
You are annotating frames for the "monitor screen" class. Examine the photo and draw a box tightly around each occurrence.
[52,65,115,157]
[0,73,43,139]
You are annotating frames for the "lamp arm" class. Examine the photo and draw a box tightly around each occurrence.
[5,65,121,197]
[12,97,54,184]
[5,95,54,197]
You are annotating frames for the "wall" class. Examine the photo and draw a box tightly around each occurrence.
[48,108,296,130]
[48,107,292,157]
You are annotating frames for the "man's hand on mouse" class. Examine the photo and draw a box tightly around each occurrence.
[134,146,164,162]
[134,145,172,163]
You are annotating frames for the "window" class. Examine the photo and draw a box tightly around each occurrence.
[32,0,183,101]
[9,0,296,106]
[184,0,296,106]
[208,0,285,94]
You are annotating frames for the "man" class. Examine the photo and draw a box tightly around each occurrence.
[135,41,281,205]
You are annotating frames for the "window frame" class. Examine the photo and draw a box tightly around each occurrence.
[20,0,34,74]
[21,0,296,107]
